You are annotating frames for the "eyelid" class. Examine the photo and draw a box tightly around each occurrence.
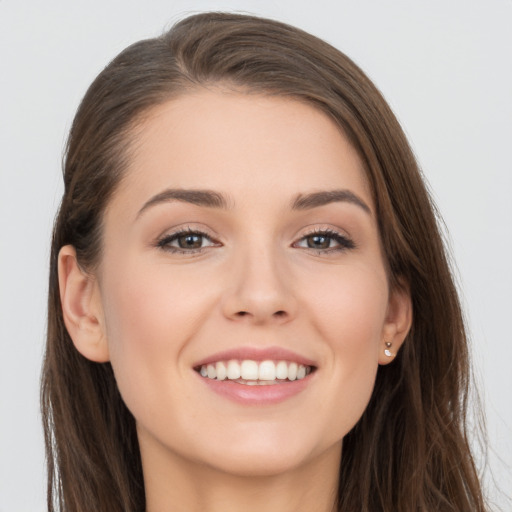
[153,224,355,255]
[155,225,221,254]
[293,227,356,252]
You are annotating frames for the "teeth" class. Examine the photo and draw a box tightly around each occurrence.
[241,360,259,380]
[276,361,288,379]
[227,360,241,380]
[207,364,216,379]
[258,360,276,381]
[288,362,298,381]
[198,359,312,383]
[216,361,227,380]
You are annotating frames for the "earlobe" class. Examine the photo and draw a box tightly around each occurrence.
[58,245,110,362]
[379,282,412,365]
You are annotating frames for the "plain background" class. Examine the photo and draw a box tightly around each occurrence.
[1,1,511,510]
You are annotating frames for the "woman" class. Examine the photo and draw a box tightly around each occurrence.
[41,12,487,511]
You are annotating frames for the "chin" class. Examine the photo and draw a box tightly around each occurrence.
[200,445,316,478]
[188,425,340,478]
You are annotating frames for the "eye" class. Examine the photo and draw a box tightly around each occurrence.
[157,229,218,253]
[294,229,355,253]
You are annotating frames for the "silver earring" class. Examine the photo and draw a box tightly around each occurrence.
[384,341,393,357]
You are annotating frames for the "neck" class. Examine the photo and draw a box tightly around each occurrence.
[141,434,341,512]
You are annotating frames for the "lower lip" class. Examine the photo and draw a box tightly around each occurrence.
[197,374,313,405]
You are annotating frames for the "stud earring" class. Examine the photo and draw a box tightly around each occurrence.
[384,341,393,357]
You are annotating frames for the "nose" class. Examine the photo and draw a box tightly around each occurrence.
[220,245,296,325]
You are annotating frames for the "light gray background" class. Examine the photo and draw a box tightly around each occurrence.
[1,1,511,510]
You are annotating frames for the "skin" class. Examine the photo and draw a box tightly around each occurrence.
[59,90,411,512]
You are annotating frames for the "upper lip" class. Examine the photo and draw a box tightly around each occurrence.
[193,346,317,369]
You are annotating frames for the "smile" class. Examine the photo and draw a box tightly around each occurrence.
[193,348,317,404]
[196,359,313,385]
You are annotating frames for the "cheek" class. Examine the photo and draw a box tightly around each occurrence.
[98,258,216,411]
[308,263,388,350]
[301,264,388,434]
[102,256,211,349]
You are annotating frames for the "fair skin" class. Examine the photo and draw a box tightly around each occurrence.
[59,90,411,512]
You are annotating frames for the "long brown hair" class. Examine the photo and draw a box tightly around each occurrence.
[42,12,486,511]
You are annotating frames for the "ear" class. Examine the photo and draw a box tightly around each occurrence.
[379,281,412,365]
[58,245,109,362]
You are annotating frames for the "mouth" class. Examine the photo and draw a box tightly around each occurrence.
[193,347,317,404]
[194,359,315,386]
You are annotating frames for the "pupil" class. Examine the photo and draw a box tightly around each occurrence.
[308,235,329,249]
[179,234,202,248]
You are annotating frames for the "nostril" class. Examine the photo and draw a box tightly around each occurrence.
[274,311,286,317]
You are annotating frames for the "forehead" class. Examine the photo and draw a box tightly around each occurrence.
[113,90,372,214]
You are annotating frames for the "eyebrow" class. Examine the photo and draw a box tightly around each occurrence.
[291,190,371,214]
[137,188,232,218]
[136,187,371,218]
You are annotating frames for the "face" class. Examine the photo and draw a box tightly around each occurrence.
[92,90,406,477]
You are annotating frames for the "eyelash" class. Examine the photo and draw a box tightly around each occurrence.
[156,228,218,254]
[294,228,356,253]
[156,228,355,255]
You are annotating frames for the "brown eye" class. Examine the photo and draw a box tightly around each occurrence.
[306,234,331,249]
[295,230,355,253]
[176,234,204,249]
[157,230,218,253]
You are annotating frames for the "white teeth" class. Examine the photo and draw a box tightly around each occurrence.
[227,360,241,380]
[216,361,227,380]
[198,359,312,383]
[241,360,259,380]
[207,364,216,379]
[276,361,288,380]
[288,362,298,381]
[258,360,276,381]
